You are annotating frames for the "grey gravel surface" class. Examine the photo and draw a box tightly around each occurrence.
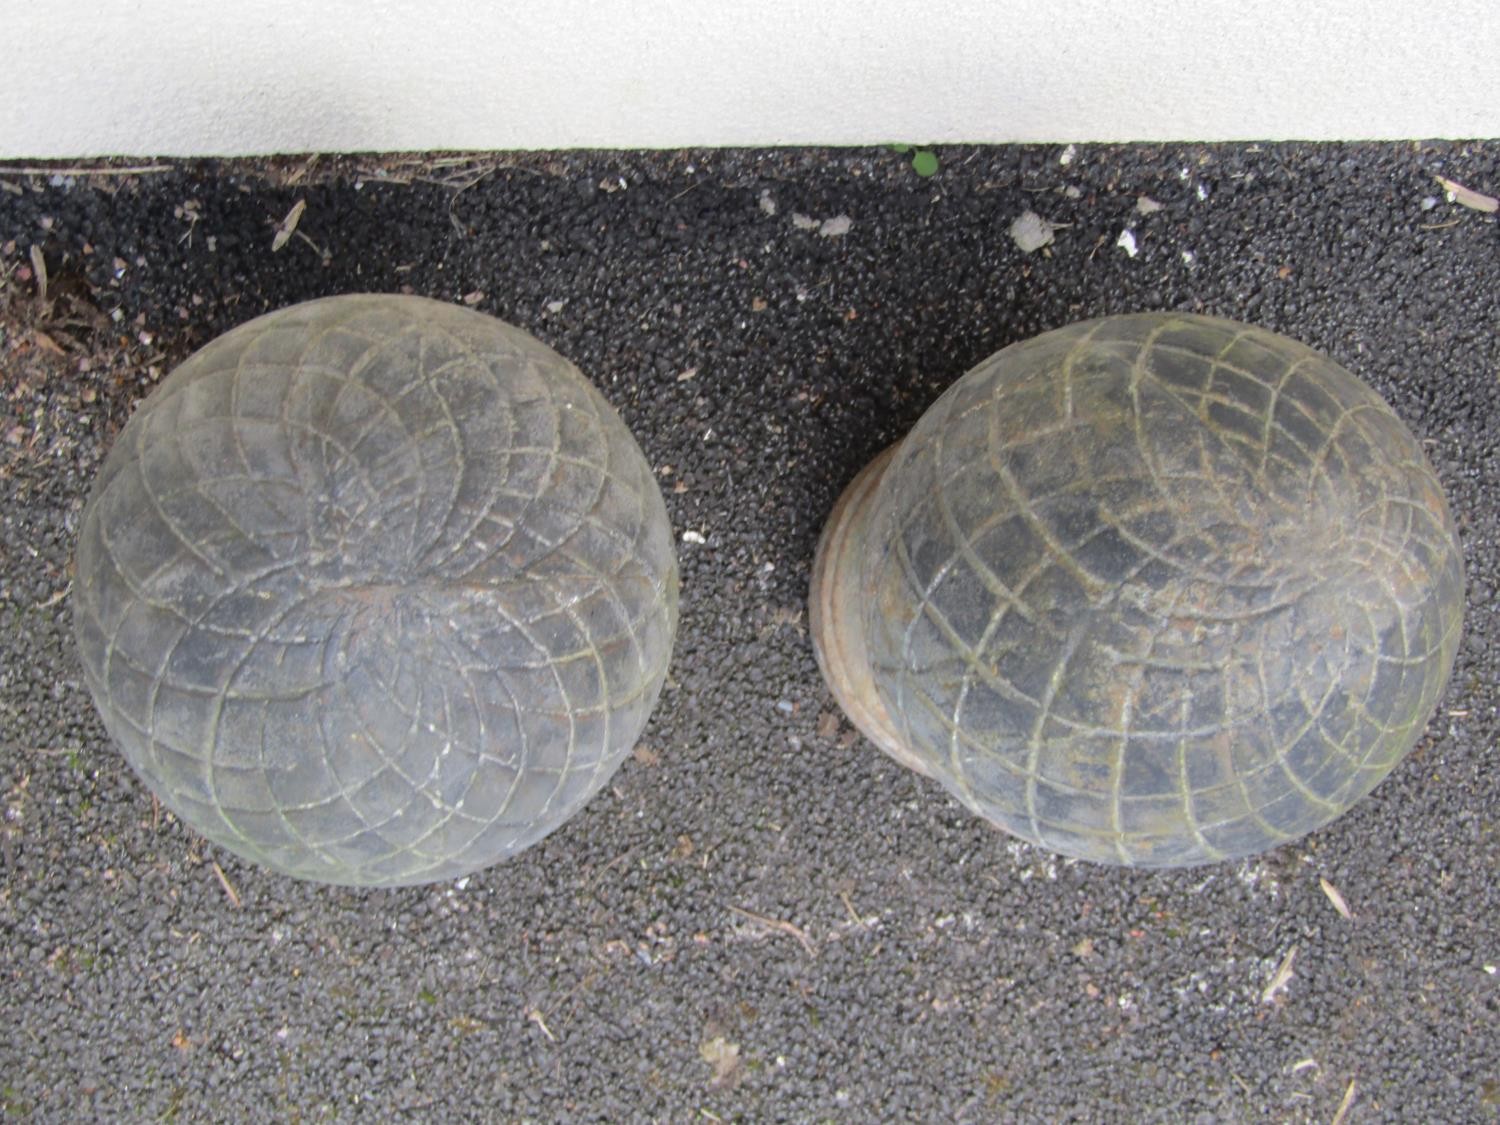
[1,144,1497,1123]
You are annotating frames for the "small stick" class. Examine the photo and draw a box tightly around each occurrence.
[37,582,71,609]
[1330,1078,1357,1125]
[526,1006,556,1042]
[729,905,817,957]
[211,861,241,908]
[839,890,866,928]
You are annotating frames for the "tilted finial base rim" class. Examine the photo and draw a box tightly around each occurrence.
[809,443,938,780]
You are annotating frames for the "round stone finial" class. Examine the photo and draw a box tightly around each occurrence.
[811,313,1463,867]
[74,295,679,886]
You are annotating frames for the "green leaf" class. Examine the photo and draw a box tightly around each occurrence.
[888,143,911,153]
[911,150,939,177]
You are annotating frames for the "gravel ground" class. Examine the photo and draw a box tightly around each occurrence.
[1,144,1497,1123]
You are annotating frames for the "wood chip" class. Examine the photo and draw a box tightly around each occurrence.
[1319,876,1353,919]
[631,745,660,767]
[1261,945,1297,1003]
[32,330,65,357]
[1330,1077,1357,1125]
[1009,210,1055,253]
[1435,176,1498,213]
[699,1036,741,1087]
[271,199,307,251]
[29,244,47,302]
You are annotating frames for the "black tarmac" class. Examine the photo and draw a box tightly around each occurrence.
[1,144,1497,1123]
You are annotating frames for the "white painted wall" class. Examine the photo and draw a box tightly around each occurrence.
[2,0,1496,157]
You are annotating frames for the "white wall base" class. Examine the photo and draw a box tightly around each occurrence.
[2,0,1496,157]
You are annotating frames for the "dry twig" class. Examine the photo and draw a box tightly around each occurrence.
[839,891,862,927]
[211,861,241,908]
[37,582,70,609]
[1261,945,1297,1004]
[1330,1078,1358,1125]
[729,905,817,957]
[1319,877,1353,920]
[526,1006,556,1042]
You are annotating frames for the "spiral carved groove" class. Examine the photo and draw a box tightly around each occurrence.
[74,295,678,886]
[860,314,1463,866]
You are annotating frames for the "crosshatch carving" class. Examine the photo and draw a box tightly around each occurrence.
[817,314,1464,866]
[73,295,679,886]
